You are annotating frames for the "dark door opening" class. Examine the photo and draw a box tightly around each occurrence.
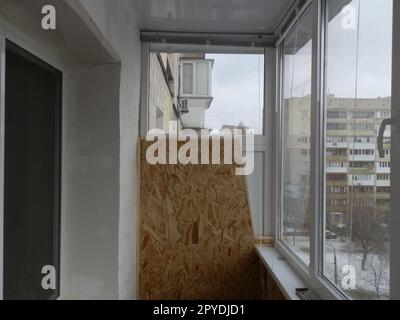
[3,41,61,300]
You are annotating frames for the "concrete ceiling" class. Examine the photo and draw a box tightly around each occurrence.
[130,0,296,34]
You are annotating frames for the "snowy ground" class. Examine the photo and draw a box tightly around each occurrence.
[284,237,390,300]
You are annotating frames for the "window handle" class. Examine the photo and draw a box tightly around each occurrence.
[378,117,396,158]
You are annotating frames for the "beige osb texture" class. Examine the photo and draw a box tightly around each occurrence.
[139,139,262,300]
[254,236,275,246]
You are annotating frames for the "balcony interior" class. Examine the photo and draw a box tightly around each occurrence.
[0,0,398,301]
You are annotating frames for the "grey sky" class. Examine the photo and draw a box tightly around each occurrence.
[286,0,392,99]
[204,0,392,134]
[327,0,392,98]
[205,54,264,134]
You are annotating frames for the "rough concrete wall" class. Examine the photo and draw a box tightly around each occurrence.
[76,0,141,299]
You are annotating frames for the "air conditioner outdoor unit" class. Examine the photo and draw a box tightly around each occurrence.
[180,99,189,115]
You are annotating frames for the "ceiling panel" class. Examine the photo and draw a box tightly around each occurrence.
[130,0,296,34]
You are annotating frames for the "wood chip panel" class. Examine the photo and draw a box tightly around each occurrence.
[139,139,262,300]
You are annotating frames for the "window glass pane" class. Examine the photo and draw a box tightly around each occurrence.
[204,54,264,134]
[149,53,264,133]
[281,7,313,266]
[324,0,392,300]
[183,63,193,94]
[196,62,209,95]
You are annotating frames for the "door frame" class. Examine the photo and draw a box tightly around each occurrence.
[0,20,65,300]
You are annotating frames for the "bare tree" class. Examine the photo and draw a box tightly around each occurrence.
[363,254,390,300]
[351,206,387,271]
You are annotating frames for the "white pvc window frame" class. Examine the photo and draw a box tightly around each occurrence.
[140,43,268,136]
[140,43,277,236]
[276,0,400,300]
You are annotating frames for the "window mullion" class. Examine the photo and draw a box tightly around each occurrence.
[309,0,325,279]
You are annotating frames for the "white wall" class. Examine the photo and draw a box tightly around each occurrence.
[67,0,142,300]
[0,0,142,299]
[61,63,121,299]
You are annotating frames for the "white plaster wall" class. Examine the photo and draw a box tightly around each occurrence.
[74,0,141,299]
[0,0,141,299]
[61,63,121,299]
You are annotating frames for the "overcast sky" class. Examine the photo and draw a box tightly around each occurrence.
[204,54,264,134]
[204,0,392,133]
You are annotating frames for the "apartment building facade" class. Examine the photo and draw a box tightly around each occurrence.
[149,52,214,132]
[149,53,181,132]
[284,95,391,235]
[325,96,391,232]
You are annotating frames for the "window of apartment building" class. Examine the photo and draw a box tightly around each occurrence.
[327,174,347,181]
[352,175,374,182]
[301,149,310,156]
[349,186,374,193]
[327,148,347,156]
[327,162,346,168]
[349,149,374,156]
[351,199,374,206]
[181,61,212,96]
[298,136,309,143]
[280,5,313,266]
[327,111,347,118]
[350,161,374,169]
[353,137,372,143]
[377,174,390,181]
[379,162,391,168]
[182,63,194,94]
[351,111,375,119]
[327,199,347,207]
[327,136,347,143]
[328,186,347,193]
[379,111,391,119]
[350,123,375,132]
[327,123,347,130]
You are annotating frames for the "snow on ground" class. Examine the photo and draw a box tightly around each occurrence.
[284,237,390,300]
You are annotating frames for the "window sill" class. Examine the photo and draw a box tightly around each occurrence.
[255,244,319,300]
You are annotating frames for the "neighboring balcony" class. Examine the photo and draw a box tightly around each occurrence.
[179,59,214,128]
[326,167,348,174]
[348,175,375,186]
[326,141,348,149]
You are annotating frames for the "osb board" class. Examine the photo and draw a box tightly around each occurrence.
[254,236,275,246]
[139,139,261,300]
